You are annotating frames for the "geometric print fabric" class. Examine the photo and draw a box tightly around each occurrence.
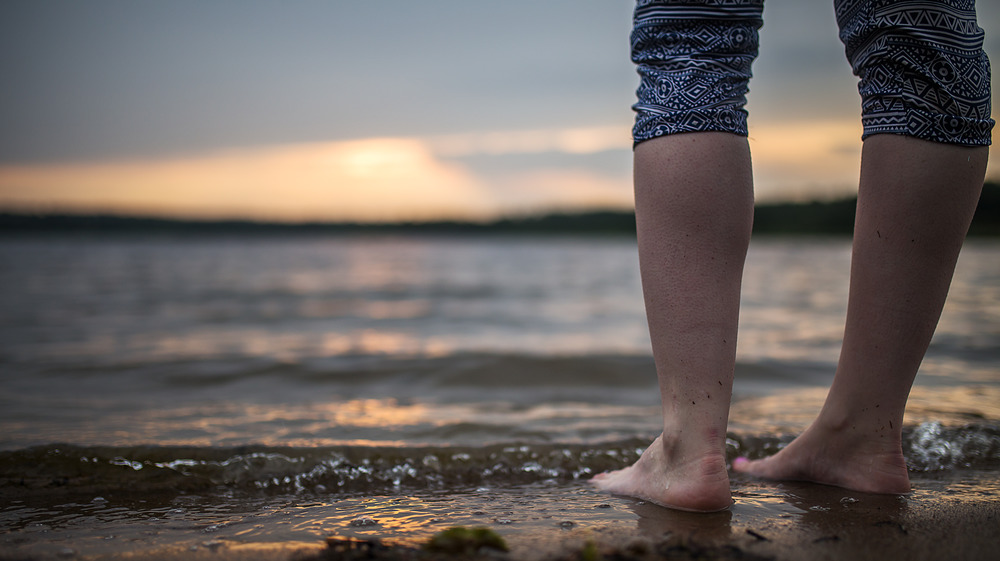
[632,0,994,146]
[631,0,765,143]
[837,0,993,145]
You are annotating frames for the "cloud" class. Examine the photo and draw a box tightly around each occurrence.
[3,119,988,223]
[486,168,633,214]
[0,129,636,222]
[427,126,631,157]
[748,120,863,201]
[425,126,635,214]
[0,139,495,222]
[0,1,635,164]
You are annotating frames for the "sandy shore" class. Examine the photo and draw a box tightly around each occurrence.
[294,491,1000,561]
[3,477,998,561]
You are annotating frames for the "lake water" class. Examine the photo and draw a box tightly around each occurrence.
[1,234,997,558]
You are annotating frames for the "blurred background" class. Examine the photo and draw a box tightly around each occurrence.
[1,0,997,222]
[1,0,997,451]
[1,4,999,556]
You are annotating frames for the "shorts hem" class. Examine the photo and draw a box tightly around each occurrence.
[860,108,994,146]
[632,107,750,145]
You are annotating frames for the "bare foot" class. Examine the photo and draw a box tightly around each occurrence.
[732,423,911,494]
[591,435,732,512]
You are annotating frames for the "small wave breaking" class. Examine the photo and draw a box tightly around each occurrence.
[3,423,998,497]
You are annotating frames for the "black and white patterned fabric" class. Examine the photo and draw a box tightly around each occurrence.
[838,0,993,145]
[631,0,994,146]
[631,0,765,142]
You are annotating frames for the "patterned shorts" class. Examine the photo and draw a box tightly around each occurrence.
[631,0,994,146]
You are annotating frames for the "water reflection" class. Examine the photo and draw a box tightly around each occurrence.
[729,385,1000,435]
[629,501,733,543]
[779,481,907,525]
[4,237,997,371]
[5,476,998,559]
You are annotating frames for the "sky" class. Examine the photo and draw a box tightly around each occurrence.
[0,0,998,222]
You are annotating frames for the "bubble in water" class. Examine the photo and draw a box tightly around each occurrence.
[905,421,1000,471]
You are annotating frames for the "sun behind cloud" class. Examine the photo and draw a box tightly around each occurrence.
[4,118,968,222]
[0,138,495,222]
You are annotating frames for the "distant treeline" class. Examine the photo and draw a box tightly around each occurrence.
[754,180,1000,236]
[2,181,998,237]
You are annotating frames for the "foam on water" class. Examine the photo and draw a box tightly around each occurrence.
[5,423,997,499]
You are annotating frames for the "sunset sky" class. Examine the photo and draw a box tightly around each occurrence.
[1,0,998,222]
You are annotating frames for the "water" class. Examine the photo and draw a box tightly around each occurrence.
[0,234,998,558]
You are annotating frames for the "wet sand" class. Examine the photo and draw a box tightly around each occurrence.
[302,484,1000,561]
[4,475,998,561]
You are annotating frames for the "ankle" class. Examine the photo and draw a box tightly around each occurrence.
[660,420,728,460]
[814,407,904,450]
[653,433,728,481]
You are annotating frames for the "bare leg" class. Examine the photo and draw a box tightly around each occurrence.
[733,135,988,493]
[592,132,753,512]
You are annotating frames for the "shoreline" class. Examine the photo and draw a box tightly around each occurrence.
[3,474,999,561]
[1,181,997,237]
[292,476,1000,561]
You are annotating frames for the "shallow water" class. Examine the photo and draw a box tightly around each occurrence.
[0,234,997,558]
[5,470,999,560]
[1,236,997,450]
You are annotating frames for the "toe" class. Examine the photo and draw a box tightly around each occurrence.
[731,456,753,473]
[731,456,776,478]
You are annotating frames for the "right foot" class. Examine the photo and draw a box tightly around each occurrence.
[732,423,911,494]
[591,434,732,512]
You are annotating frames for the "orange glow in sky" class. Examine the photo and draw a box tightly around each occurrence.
[0,139,493,222]
[0,123,996,222]
[0,129,637,222]
[2,1,997,222]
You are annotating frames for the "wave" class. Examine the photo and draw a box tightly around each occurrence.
[4,423,997,497]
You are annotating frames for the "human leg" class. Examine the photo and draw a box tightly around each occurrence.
[733,0,993,493]
[592,0,762,512]
[592,132,753,512]
[733,135,988,493]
